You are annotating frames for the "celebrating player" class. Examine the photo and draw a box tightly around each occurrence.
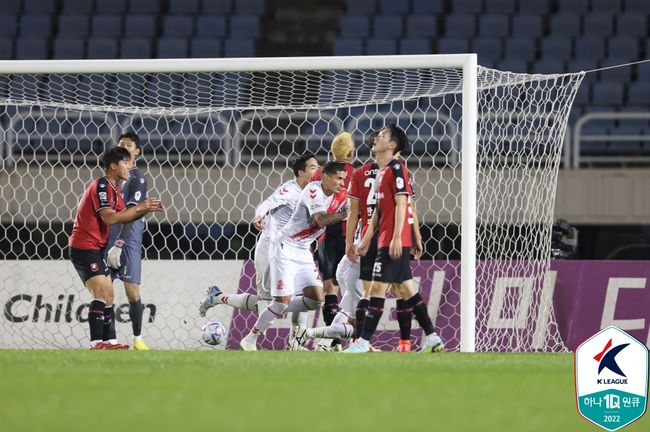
[239,161,349,351]
[68,146,163,349]
[198,154,319,344]
[104,133,152,351]
[312,132,356,350]
[345,125,444,353]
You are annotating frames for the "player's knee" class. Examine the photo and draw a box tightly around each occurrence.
[124,284,140,302]
[302,296,324,310]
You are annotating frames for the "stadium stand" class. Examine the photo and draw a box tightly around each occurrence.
[0,0,646,162]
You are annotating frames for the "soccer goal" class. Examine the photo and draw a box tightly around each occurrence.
[0,55,583,352]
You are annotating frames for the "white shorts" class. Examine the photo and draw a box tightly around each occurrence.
[269,241,322,297]
[336,256,363,314]
[254,234,272,301]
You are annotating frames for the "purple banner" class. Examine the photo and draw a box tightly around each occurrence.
[552,260,650,350]
[225,260,650,351]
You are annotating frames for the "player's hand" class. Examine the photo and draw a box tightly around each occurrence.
[252,215,265,231]
[356,239,369,257]
[139,198,163,213]
[412,239,423,260]
[107,239,124,269]
[389,237,402,260]
[345,242,358,262]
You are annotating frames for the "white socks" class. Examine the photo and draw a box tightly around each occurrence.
[292,311,308,327]
[251,301,287,334]
[220,293,259,312]
[308,323,354,339]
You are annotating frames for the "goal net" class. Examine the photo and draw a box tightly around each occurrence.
[0,56,583,351]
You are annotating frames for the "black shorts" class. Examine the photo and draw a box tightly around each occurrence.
[359,234,379,282]
[317,236,346,282]
[372,247,413,284]
[69,247,110,284]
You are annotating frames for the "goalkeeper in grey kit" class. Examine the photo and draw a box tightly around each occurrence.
[106,132,151,350]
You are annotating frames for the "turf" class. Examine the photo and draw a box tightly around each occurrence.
[0,350,646,432]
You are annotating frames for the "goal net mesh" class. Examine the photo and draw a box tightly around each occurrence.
[0,64,583,351]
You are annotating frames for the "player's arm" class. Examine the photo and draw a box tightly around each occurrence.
[410,199,423,260]
[389,194,408,260]
[345,198,360,261]
[99,198,162,225]
[252,186,290,231]
[116,174,148,240]
[356,209,378,256]
[313,208,347,228]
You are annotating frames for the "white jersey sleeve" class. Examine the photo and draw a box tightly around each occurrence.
[255,179,301,218]
[255,179,302,237]
[283,181,332,248]
[304,183,327,216]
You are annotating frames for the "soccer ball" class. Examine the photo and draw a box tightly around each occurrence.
[201,321,228,346]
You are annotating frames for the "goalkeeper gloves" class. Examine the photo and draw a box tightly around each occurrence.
[107,239,124,269]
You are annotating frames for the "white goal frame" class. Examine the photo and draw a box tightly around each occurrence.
[0,54,479,352]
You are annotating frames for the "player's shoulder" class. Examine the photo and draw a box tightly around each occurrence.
[130,167,146,182]
[389,159,405,171]
[278,179,302,195]
[388,159,409,176]
[304,180,323,196]
[354,161,376,176]
[95,176,110,191]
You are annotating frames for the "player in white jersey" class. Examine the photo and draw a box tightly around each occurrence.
[239,161,349,351]
[198,154,319,318]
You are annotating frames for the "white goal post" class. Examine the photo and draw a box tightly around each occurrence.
[0,55,583,352]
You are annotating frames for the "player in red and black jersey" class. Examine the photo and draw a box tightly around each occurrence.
[68,146,163,349]
[346,125,444,353]
[310,132,355,349]
[348,131,421,351]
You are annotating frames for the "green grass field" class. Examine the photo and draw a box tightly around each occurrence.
[0,350,647,432]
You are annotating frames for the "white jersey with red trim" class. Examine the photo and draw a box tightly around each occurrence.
[255,179,303,240]
[282,181,346,249]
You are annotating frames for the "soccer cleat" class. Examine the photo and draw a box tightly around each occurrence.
[198,285,223,317]
[107,343,130,350]
[90,342,112,350]
[239,332,258,351]
[288,326,309,351]
[91,342,129,350]
[368,345,382,352]
[419,333,445,353]
[396,340,411,352]
[133,338,151,351]
[343,339,371,353]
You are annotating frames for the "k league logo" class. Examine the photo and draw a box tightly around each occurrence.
[575,326,648,431]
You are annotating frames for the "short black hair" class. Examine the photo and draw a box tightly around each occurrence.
[322,161,346,176]
[387,124,409,155]
[366,129,379,147]
[100,146,130,170]
[118,132,140,148]
[291,152,316,177]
